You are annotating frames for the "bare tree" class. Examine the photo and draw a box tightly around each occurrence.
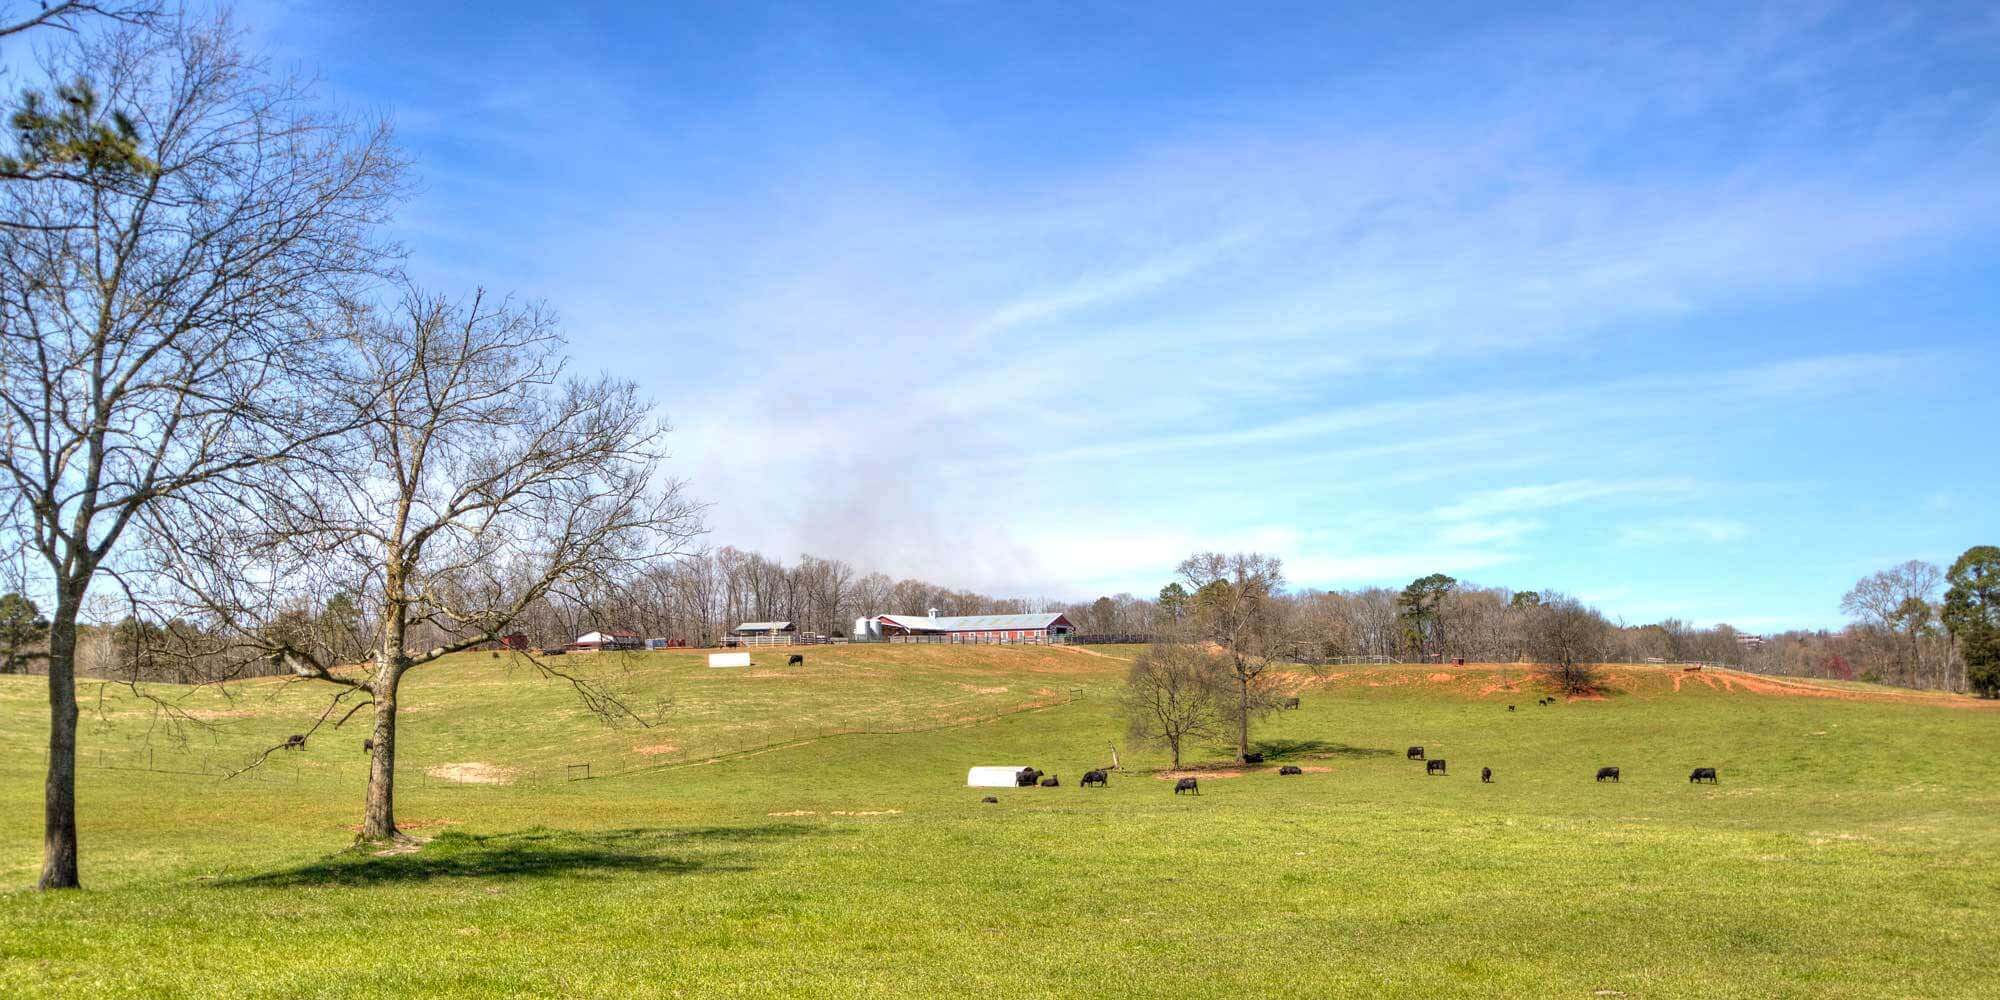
[1841,560,1944,687]
[0,20,400,889]
[157,287,702,842]
[1528,592,1610,695]
[1178,551,1291,763]
[1120,640,1227,768]
[0,1,159,41]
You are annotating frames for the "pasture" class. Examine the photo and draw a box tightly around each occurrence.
[2,646,1997,998]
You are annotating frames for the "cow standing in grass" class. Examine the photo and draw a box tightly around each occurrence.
[1596,766,1621,782]
[1689,767,1718,784]
[1174,777,1199,795]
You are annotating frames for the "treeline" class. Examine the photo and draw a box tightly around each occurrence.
[8,548,1996,702]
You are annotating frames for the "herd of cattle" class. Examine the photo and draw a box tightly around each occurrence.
[985,696,1721,800]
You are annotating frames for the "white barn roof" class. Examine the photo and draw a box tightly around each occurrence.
[878,612,1069,632]
[733,621,793,632]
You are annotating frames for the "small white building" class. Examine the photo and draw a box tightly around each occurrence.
[573,630,642,651]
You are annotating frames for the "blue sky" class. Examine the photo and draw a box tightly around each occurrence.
[239,1,1999,629]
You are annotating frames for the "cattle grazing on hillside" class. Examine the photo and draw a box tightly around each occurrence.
[981,796,998,804]
[1016,767,1043,787]
[1407,746,1426,760]
[1279,765,1303,775]
[1040,775,1060,787]
[283,734,306,750]
[787,654,804,665]
[1426,759,1448,775]
[1281,697,1301,710]
[1481,767,1493,783]
[1689,767,1719,784]
[1596,766,1621,782]
[1174,777,1200,795]
[1081,769,1109,787]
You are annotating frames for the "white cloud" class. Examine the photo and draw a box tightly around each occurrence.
[1616,518,1751,546]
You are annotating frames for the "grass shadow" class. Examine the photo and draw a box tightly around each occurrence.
[1253,738,1398,761]
[216,823,822,889]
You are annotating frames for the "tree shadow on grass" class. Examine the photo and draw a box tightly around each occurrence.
[1252,738,1398,761]
[216,824,823,889]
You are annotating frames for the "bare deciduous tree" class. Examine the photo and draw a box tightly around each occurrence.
[0,20,400,889]
[1179,551,1292,763]
[1528,592,1610,695]
[1120,640,1227,768]
[158,287,701,843]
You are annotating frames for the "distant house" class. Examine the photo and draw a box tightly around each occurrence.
[498,633,529,651]
[573,630,643,651]
[874,610,1073,644]
[727,621,796,646]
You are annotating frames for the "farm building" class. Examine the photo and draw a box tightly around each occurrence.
[874,610,1074,644]
[728,621,796,646]
[572,630,643,651]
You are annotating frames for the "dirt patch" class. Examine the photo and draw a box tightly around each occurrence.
[346,818,457,833]
[425,762,516,785]
[830,809,902,816]
[1298,765,1333,773]
[1155,769,1246,780]
[633,743,681,756]
[958,684,1010,694]
[1427,672,1454,683]
[768,809,816,817]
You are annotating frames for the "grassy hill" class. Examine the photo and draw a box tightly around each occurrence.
[2,646,1997,998]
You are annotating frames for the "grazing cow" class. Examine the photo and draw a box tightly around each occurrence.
[1689,767,1719,784]
[1596,766,1621,782]
[1278,765,1303,776]
[787,654,804,666]
[1243,752,1265,764]
[282,734,307,751]
[1281,697,1301,710]
[362,738,375,752]
[1480,766,1492,783]
[1081,769,1109,787]
[1407,746,1426,760]
[1040,775,1060,787]
[980,796,998,804]
[1508,705,1516,712]
[1426,759,1448,775]
[1174,777,1200,795]
[1016,767,1043,787]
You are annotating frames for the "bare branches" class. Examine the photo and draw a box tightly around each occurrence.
[0,1,161,40]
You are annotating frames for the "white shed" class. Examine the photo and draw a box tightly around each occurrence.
[966,766,1034,788]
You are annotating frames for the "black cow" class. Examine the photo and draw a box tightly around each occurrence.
[980,796,998,804]
[1015,767,1043,787]
[1508,705,1516,712]
[1689,767,1719,784]
[1596,766,1620,782]
[1281,697,1301,710]
[1040,775,1060,787]
[1081,769,1109,787]
[787,654,804,665]
[1174,777,1199,795]
[1407,746,1426,760]
[1243,752,1265,764]
[1480,766,1492,783]
[1279,765,1303,775]
[1426,759,1448,775]
[282,734,307,751]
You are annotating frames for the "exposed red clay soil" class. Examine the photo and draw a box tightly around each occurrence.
[1296,662,1997,709]
[1155,768,1246,780]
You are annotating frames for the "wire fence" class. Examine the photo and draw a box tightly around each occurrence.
[0,685,1095,792]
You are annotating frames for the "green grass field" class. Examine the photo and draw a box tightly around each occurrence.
[3,645,1997,998]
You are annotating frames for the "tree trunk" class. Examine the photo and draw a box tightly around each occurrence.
[39,595,82,890]
[360,608,408,843]
[358,671,403,842]
[1235,672,1251,764]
